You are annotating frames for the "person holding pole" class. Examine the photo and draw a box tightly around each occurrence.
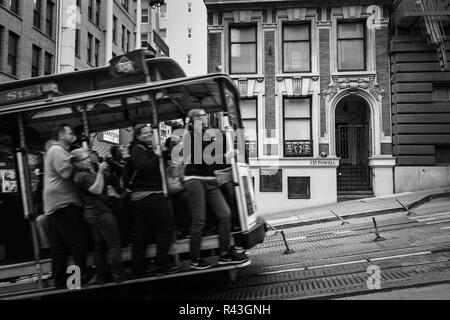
[129,124,178,277]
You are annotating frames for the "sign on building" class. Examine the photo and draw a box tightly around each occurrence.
[160,123,172,145]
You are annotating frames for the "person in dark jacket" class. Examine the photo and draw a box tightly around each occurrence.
[129,124,178,276]
[183,109,248,270]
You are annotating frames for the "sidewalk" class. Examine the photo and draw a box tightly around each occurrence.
[264,187,450,229]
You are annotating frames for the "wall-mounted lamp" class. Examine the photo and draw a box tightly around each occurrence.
[320,151,328,158]
[150,0,165,9]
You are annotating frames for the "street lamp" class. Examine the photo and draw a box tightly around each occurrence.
[149,0,165,9]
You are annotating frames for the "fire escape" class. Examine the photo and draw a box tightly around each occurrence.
[393,0,450,71]
[416,0,448,70]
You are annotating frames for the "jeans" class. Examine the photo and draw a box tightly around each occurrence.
[132,193,174,275]
[50,205,89,288]
[84,209,124,282]
[183,179,231,260]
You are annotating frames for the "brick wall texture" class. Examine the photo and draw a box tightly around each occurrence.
[319,27,330,137]
[376,26,391,136]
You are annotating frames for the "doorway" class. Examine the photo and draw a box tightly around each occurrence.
[335,95,372,192]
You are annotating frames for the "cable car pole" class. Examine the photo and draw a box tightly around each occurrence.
[17,113,43,289]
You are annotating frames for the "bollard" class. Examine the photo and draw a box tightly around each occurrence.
[396,200,417,216]
[330,210,350,225]
[265,222,295,255]
[372,217,385,242]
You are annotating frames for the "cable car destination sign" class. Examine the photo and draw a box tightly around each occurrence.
[0,83,58,106]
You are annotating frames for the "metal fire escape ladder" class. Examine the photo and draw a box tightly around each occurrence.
[415,0,448,70]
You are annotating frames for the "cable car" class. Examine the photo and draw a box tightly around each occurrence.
[0,51,266,299]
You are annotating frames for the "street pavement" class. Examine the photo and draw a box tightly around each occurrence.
[264,186,450,229]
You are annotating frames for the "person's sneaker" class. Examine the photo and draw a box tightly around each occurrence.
[218,249,249,265]
[190,259,212,270]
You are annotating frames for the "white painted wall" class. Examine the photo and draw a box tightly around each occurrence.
[159,0,207,76]
[251,166,338,215]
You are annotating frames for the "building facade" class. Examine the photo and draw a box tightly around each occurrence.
[205,0,394,214]
[159,0,207,75]
[0,0,58,82]
[58,0,139,73]
[390,0,450,193]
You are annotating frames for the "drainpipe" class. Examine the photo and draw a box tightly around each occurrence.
[105,0,113,64]
[136,0,142,49]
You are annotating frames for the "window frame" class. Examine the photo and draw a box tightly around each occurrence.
[282,97,313,158]
[260,169,282,193]
[229,24,258,75]
[287,177,311,199]
[95,0,101,26]
[141,8,149,23]
[88,0,93,21]
[44,51,53,75]
[241,98,258,159]
[75,29,80,57]
[31,45,41,77]
[160,3,167,19]
[94,38,100,67]
[282,22,312,73]
[7,31,19,76]
[87,32,93,64]
[45,0,55,38]
[187,2,192,13]
[336,20,367,72]
[121,25,126,50]
[1,0,19,15]
[33,0,42,30]
[113,16,118,43]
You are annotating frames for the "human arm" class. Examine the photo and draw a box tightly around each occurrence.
[51,148,75,179]
[87,162,108,195]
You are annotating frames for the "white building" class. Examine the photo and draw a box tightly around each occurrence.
[158,0,207,76]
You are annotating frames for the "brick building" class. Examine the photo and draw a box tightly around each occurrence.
[204,0,394,213]
[0,0,58,82]
[390,0,450,193]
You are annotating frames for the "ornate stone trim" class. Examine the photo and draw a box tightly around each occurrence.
[322,75,385,101]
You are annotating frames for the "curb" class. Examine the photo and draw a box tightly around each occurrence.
[268,192,450,230]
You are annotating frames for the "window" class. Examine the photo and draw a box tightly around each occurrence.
[94,39,99,66]
[160,3,167,19]
[88,0,93,21]
[46,1,55,37]
[95,0,100,26]
[288,177,310,199]
[160,28,167,40]
[76,0,81,11]
[432,85,450,101]
[33,0,42,30]
[2,0,19,15]
[337,21,366,71]
[7,31,19,76]
[260,169,282,192]
[87,33,93,64]
[141,33,149,48]
[187,2,192,13]
[230,25,257,74]
[0,26,4,71]
[141,8,149,23]
[31,45,41,77]
[283,98,312,157]
[122,25,126,50]
[44,52,53,75]
[75,29,80,56]
[187,28,192,39]
[127,30,131,52]
[113,16,118,43]
[187,54,192,65]
[283,23,311,73]
[241,99,258,158]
